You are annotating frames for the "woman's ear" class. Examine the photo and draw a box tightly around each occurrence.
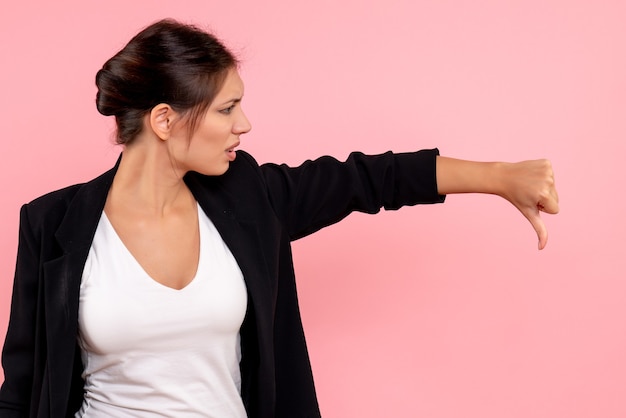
[148,103,177,140]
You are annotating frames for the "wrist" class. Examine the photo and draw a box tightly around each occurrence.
[489,161,507,196]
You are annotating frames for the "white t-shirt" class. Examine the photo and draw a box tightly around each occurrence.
[75,205,248,417]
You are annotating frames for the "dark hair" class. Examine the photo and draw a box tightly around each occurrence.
[95,19,238,145]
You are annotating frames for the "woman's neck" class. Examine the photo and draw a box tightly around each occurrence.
[107,139,194,218]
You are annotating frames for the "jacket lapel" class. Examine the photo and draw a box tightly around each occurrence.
[42,159,119,415]
[185,172,274,325]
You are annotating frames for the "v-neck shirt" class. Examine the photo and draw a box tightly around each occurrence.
[75,204,248,417]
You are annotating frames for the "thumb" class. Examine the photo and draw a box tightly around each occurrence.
[524,207,548,250]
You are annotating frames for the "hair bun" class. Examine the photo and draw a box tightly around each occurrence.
[95,67,126,117]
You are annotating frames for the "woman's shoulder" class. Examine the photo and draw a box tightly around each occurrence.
[16,183,87,240]
[22,165,116,230]
[26,170,112,210]
[24,183,85,218]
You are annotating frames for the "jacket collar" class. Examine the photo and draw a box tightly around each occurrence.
[54,158,120,254]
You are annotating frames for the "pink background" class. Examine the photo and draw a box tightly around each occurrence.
[1,0,625,417]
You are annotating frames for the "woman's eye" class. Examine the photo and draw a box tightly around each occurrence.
[220,105,235,115]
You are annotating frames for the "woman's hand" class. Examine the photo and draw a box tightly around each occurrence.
[436,156,559,250]
[494,159,559,250]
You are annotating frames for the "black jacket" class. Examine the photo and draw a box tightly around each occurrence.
[0,149,444,417]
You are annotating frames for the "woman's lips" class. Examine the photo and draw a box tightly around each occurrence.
[226,142,239,161]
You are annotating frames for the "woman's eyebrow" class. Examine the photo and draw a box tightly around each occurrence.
[217,97,242,106]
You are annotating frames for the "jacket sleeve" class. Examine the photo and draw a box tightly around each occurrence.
[0,204,40,417]
[256,149,446,241]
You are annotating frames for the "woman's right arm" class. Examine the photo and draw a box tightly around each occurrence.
[0,204,40,416]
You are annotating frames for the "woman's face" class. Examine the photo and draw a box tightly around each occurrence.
[169,68,251,176]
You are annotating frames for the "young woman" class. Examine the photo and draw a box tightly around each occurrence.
[0,19,558,418]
